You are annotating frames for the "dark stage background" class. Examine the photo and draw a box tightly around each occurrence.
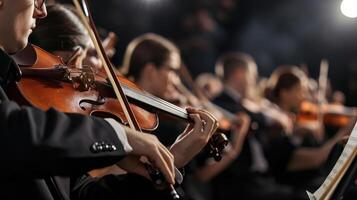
[60,0,357,106]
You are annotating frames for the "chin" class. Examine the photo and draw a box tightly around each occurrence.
[18,38,29,51]
[8,40,28,54]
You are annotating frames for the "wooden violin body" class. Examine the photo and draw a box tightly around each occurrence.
[298,101,357,128]
[9,44,158,131]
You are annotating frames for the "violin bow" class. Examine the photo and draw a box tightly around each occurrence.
[73,0,140,131]
[317,59,329,138]
[318,59,329,106]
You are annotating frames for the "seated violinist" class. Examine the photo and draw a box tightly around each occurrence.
[121,33,228,168]
[265,66,355,189]
[0,1,179,200]
[121,34,252,200]
[28,4,219,199]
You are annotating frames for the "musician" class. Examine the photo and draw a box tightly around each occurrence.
[122,34,256,200]
[0,1,183,199]
[266,66,353,189]
[266,66,318,141]
[121,33,222,166]
[208,52,303,200]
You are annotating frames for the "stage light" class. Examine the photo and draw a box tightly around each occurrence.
[340,0,357,18]
[141,0,161,4]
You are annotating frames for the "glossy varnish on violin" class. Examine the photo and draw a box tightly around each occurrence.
[297,101,356,128]
[9,44,158,131]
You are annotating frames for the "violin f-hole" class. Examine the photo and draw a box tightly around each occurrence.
[79,98,105,110]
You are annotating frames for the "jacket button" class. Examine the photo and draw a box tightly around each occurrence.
[110,145,117,151]
[90,142,100,153]
[97,145,104,151]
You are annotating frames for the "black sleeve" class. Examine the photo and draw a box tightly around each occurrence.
[0,100,127,178]
[266,135,297,176]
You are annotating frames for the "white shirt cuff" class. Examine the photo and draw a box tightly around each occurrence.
[104,118,133,153]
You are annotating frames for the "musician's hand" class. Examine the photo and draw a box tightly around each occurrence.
[116,155,151,179]
[229,112,250,158]
[334,117,356,142]
[170,107,218,168]
[122,127,175,184]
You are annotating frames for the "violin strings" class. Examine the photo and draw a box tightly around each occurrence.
[98,80,189,120]
[124,85,189,119]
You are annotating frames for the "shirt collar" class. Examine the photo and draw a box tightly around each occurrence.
[0,49,21,88]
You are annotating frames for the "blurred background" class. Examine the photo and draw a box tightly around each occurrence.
[60,0,357,106]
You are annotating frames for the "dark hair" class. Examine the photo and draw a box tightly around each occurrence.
[29,4,90,52]
[215,52,255,81]
[122,33,180,81]
[266,66,305,103]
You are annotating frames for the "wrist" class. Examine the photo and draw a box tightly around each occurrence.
[224,144,239,159]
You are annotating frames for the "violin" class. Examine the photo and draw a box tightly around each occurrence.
[297,100,357,128]
[297,60,356,128]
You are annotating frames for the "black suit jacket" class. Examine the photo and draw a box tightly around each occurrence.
[212,91,253,177]
[211,90,272,199]
[0,49,127,199]
[212,90,304,200]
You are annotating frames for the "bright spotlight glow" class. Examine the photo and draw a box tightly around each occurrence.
[340,0,357,18]
[141,0,161,3]
[138,0,163,7]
